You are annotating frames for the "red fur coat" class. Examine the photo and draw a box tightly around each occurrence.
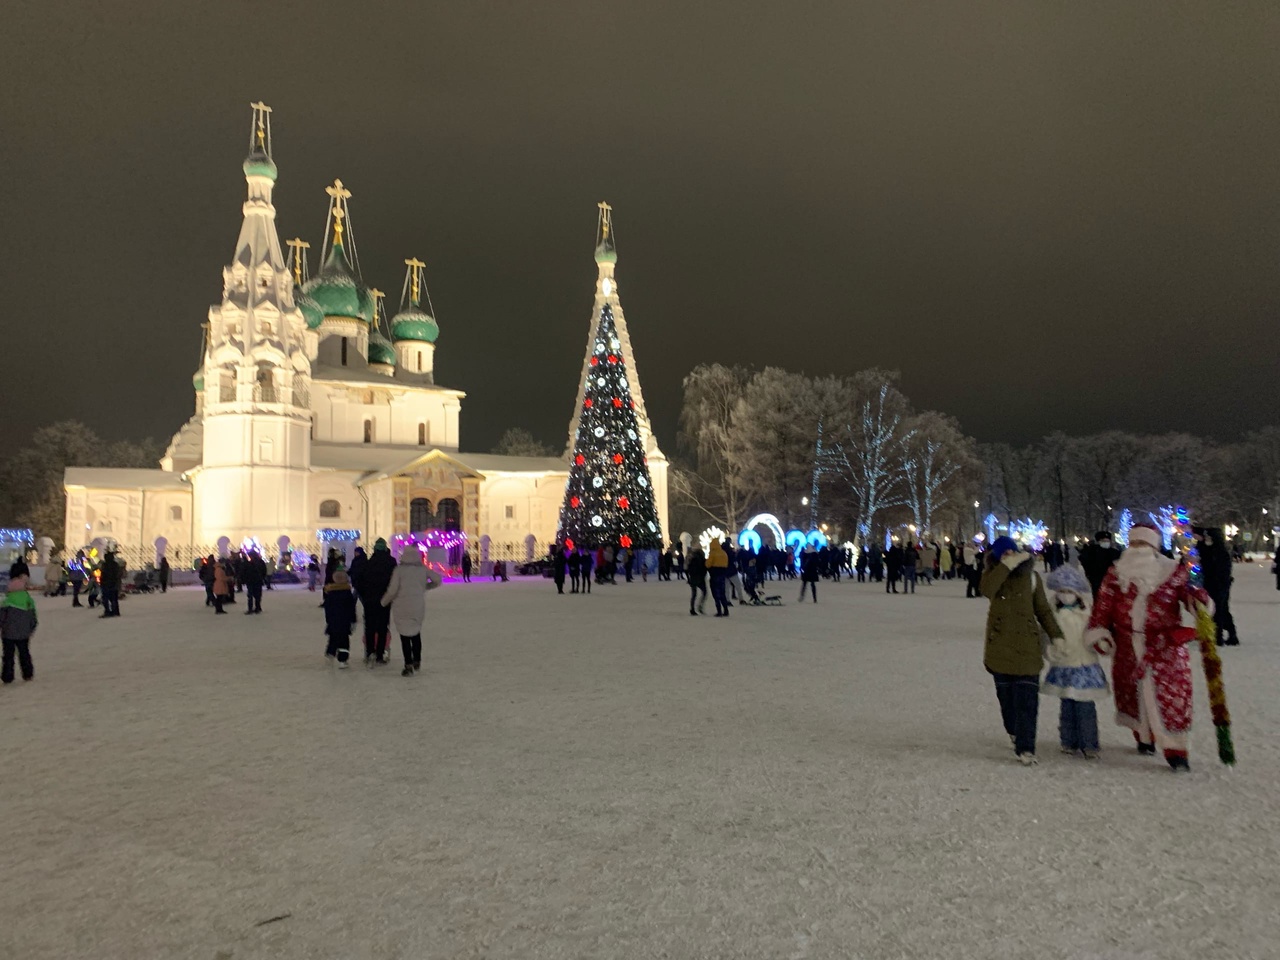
[1085,558,1207,734]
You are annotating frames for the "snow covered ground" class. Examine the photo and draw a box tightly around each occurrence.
[2,566,1277,960]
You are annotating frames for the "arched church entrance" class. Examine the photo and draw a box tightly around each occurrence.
[409,498,433,533]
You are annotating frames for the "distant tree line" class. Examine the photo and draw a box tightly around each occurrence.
[674,364,1280,545]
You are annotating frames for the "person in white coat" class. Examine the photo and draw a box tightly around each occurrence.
[381,547,442,677]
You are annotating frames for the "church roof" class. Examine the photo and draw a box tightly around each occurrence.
[64,468,191,490]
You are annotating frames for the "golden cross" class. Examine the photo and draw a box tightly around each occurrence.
[325,179,352,202]
[250,101,273,114]
[286,238,310,285]
[405,257,425,302]
[598,201,612,239]
[331,206,345,243]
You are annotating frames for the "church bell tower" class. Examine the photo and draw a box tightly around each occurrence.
[193,102,313,547]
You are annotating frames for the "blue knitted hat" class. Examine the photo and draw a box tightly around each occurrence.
[988,536,1018,561]
[1046,565,1090,596]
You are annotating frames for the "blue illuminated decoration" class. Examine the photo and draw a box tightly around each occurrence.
[1116,508,1133,547]
[738,514,786,553]
[737,529,762,553]
[316,528,362,542]
[1009,518,1049,552]
[0,528,34,546]
[806,529,829,550]
[983,513,999,545]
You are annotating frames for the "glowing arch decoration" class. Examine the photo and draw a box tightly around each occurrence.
[739,514,786,552]
[698,526,726,554]
[239,536,264,556]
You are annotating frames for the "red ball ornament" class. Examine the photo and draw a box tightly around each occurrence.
[612,453,624,464]
[574,454,585,466]
[564,538,575,551]
[607,354,619,364]
[584,398,593,408]
[617,496,630,509]
[589,356,599,367]
[628,400,635,409]
[619,535,632,548]
[570,496,581,508]
[612,397,623,408]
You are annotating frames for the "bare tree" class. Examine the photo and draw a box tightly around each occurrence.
[825,370,914,539]
[677,364,752,530]
[491,427,555,457]
[904,411,977,535]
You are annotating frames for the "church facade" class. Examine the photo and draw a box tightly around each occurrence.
[63,104,668,565]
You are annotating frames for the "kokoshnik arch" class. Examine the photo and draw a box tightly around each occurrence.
[62,103,669,563]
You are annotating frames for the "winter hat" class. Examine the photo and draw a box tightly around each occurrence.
[1128,524,1162,549]
[332,570,350,586]
[988,536,1019,561]
[1046,565,1090,597]
[1094,531,1112,543]
[374,538,389,552]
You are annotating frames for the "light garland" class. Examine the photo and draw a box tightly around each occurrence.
[0,528,34,546]
[316,528,361,542]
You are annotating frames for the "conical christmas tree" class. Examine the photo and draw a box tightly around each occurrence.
[558,302,662,550]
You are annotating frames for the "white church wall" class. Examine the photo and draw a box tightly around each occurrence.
[476,473,566,546]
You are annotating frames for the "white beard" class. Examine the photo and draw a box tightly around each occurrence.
[1114,547,1177,596]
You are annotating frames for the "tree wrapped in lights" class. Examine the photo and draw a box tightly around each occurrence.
[558,303,662,550]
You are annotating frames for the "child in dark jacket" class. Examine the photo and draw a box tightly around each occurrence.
[1,572,39,683]
[323,570,357,667]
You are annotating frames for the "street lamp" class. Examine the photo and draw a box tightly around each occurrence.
[801,497,809,506]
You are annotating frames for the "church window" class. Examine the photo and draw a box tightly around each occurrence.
[256,365,277,403]
[504,505,515,520]
[437,498,461,532]
[341,337,348,366]
[219,367,236,403]
[169,506,183,521]
[319,500,341,519]
[418,423,427,446]
[363,419,374,444]
[410,498,432,532]
[416,352,422,372]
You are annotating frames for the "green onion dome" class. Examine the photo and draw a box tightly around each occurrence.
[192,371,205,391]
[594,241,617,264]
[367,330,397,367]
[294,286,325,330]
[301,242,374,323]
[242,151,278,182]
[390,304,439,343]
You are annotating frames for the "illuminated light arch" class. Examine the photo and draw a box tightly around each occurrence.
[806,529,829,550]
[698,526,726,554]
[739,513,786,552]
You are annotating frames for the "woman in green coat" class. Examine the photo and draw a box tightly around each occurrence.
[980,536,1062,765]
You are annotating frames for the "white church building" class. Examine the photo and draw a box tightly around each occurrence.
[64,103,668,567]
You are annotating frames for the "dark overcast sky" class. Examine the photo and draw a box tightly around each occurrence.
[3,2,1278,454]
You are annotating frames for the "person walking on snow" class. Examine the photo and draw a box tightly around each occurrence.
[981,536,1063,766]
[578,547,593,594]
[798,543,819,602]
[1078,531,1122,598]
[323,570,357,667]
[381,546,442,676]
[1040,565,1109,758]
[686,544,708,615]
[353,539,397,665]
[1,571,38,684]
[1194,527,1238,646]
[242,550,267,614]
[1085,523,1209,772]
[706,539,730,617]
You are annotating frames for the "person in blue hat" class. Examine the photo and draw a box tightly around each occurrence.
[980,536,1063,765]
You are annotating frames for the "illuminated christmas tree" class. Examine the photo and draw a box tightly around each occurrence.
[558,204,663,550]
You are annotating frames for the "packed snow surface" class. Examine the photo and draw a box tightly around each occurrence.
[2,568,1277,959]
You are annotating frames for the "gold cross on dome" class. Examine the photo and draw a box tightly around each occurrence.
[286,238,310,285]
[598,201,612,239]
[405,257,425,301]
[331,205,345,242]
[250,101,273,114]
[325,179,352,202]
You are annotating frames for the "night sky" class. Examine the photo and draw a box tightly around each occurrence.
[4,3,1277,455]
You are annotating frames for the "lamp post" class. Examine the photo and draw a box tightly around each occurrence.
[973,500,980,534]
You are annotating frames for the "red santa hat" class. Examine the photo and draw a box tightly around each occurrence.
[1128,523,1162,549]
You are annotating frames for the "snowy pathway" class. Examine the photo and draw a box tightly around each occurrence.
[1,568,1277,959]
